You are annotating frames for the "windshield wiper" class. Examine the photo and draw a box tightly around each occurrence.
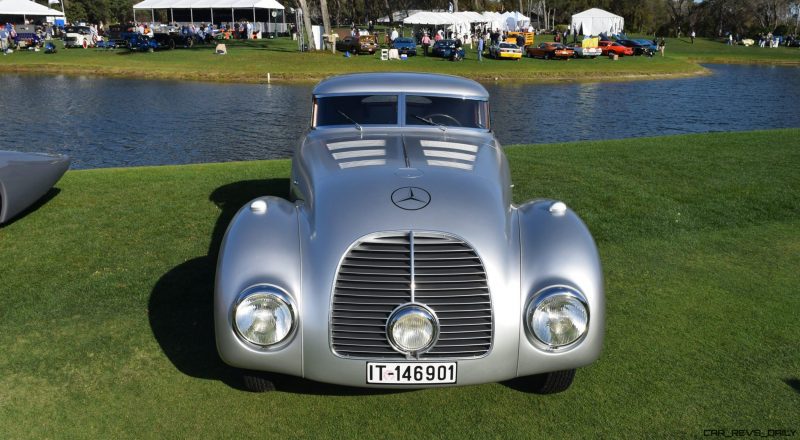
[414,115,447,132]
[337,110,362,132]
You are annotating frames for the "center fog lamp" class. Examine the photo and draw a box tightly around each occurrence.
[387,304,438,354]
[527,286,589,348]
[234,286,296,347]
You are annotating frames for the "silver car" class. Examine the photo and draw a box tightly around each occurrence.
[215,73,604,393]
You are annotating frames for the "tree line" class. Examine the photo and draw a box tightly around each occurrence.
[41,0,800,40]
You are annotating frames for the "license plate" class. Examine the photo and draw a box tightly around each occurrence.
[366,362,457,384]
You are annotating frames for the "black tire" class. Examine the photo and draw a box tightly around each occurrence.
[242,371,276,392]
[168,38,176,50]
[186,38,194,48]
[544,53,551,60]
[521,369,576,394]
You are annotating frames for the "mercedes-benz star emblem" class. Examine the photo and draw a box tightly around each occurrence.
[391,187,431,210]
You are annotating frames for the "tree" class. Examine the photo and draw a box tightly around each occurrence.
[320,0,332,36]
[296,0,317,50]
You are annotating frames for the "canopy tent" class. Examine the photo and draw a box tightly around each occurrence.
[133,0,284,29]
[0,0,64,18]
[570,8,623,36]
[133,0,284,9]
[403,11,486,38]
[500,11,529,31]
[481,11,504,31]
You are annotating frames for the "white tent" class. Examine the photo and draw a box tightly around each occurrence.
[482,11,505,31]
[570,8,623,36]
[0,0,64,17]
[133,0,283,9]
[501,11,529,31]
[132,0,284,28]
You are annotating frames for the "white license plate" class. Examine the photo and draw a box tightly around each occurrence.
[366,362,457,384]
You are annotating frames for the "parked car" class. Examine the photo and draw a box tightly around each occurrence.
[125,34,159,52]
[214,72,605,393]
[489,42,522,60]
[13,24,42,49]
[617,39,655,56]
[598,40,633,57]
[105,23,138,48]
[633,39,658,52]
[526,42,574,60]
[152,31,195,49]
[336,35,378,54]
[63,25,95,49]
[0,151,69,224]
[430,39,465,59]
[567,43,602,58]
[391,37,417,56]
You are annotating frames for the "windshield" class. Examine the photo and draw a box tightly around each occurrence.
[314,94,489,129]
[315,95,398,126]
[405,95,488,129]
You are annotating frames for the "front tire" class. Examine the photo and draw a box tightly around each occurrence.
[521,369,576,394]
[242,371,276,392]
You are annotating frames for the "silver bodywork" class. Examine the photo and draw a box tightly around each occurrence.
[0,151,70,224]
[215,73,604,388]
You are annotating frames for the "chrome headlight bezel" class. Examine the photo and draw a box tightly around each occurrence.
[232,284,298,350]
[525,285,590,352]
[386,303,440,356]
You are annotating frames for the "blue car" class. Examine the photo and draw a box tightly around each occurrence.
[431,39,465,60]
[634,39,658,53]
[391,37,417,56]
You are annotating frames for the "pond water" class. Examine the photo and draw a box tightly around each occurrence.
[2,64,799,169]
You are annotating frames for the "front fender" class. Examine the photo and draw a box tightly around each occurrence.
[515,199,605,376]
[214,196,303,376]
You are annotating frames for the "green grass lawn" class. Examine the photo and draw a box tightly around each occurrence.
[1,35,797,84]
[1,129,798,437]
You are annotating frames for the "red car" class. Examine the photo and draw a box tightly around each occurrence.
[598,40,634,57]
[526,42,574,60]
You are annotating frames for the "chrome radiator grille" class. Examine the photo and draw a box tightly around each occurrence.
[332,232,492,359]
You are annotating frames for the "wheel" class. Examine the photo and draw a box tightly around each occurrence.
[520,369,576,394]
[544,53,551,60]
[168,38,176,50]
[242,371,276,392]
[186,38,193,48]
[82,40,88,49]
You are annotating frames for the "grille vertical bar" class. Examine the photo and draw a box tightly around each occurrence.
[331,232,492,359]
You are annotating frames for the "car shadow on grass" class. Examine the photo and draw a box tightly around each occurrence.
[0,187,61,229]
[148,178,408,396]
[785,378,800,394]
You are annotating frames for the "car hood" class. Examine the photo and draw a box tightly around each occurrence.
[293,128,513,243]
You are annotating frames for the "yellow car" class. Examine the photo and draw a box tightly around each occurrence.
[489,42,522,60]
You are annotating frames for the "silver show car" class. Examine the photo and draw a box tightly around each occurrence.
[0,151,70,224]
[215,73,604,393]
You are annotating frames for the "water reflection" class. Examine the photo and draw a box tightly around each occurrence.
[1,64,798,169]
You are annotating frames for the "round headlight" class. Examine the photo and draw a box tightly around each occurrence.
[527,287,589,348]
[387,305,438,354]
[234,287,295,347]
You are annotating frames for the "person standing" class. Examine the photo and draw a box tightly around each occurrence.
[421,32,431,56]
[690,30,695,44]
[658,37,665,56]
[390,27,398,43]
[477,35,483,62]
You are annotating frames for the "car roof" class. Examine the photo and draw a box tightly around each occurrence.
[313,73,489,99]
